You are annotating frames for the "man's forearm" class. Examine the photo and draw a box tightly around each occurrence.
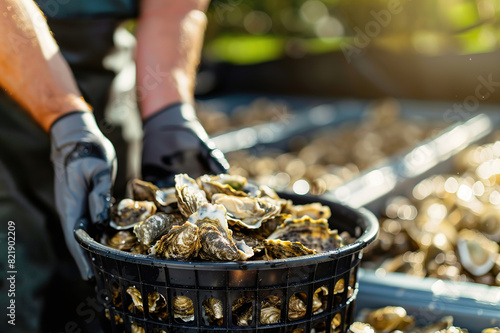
[0,0,90,132]
[136,0,210,119]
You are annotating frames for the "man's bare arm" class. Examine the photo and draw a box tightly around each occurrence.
[0,0,90,132]
[136,0,210,119]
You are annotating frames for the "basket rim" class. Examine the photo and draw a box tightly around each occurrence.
[74,192,379,271]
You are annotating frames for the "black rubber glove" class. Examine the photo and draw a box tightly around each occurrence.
[141,103,229,188]
[50,111,117,280]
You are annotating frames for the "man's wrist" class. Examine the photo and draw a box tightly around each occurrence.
[42,96,92,132]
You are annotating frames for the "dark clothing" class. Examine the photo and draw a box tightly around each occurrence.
[0,1,139,332]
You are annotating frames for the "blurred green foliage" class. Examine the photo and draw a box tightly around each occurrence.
[204,0,500,64]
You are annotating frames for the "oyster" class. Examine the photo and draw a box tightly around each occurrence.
[105,309,123,326]
[198,174,259,200]
[349,322,375,333]
[175,173,208,218]
[134,212,184,246]
[127,287,144,313]
[212,193,282,229]
[331,313,342,333]
[334,278,345,294]
[189,203,253,261]
[131,323,145,333]
[263,239,315,260]
[173,295,194,322]
[457,229,499,276]
[130,243,149,254]
[260,296,281,325]
[128,179,177,212]
[312,286,328,314]
[267,216,342,253]
[150,222,200,260]
[103,231,137,251]
[288,293,307,320]
[232,230,265,252]
[202,297,223,326]
[283,203,331,220]
[366,306,415,332]
[148,292,168,320]
[232,297,253,326]
[113,199,156,228]
[259,213,292,238]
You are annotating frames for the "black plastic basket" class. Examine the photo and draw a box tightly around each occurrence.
[75,193,378,333]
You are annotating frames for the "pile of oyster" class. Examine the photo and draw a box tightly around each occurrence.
[196,97,292,136]
[348,306,498,333]
[100,173,345,262]
[226,99,442,195]
[363,140,500,286]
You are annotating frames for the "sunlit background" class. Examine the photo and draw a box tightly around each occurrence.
[198,0,500,101]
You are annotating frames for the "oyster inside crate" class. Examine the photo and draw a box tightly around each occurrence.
[206,97,446,197]
[359,131,500,286]
[79,172,378,332]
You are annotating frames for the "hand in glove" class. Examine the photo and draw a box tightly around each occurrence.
[141,103,229,188]
[50,111,117,280]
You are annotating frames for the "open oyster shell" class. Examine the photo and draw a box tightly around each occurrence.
[283,202,331,220]
[211,193,282,230]
[457,229,499,276]
[198,174,259,200]
[267,216,342,253]
[128,179,177,212]
[112,199,156,229]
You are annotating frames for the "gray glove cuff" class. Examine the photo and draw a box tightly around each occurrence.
[50,111,104,148]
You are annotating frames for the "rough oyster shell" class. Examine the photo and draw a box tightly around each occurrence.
[267,216,342,253]
[232,297,253,326]
[173,296,194,322]
[211,193,282,230]
[260,296,281,325]
[113,199,157,228]
[283,202,331,220]
[175,174,208,218]
[202,297,223,326]
[189,203,253,261]
[288,293,307,320]
[312,286,328,314]
[150,222,200,260]
[133,212,184,246]
[263,239,315,260]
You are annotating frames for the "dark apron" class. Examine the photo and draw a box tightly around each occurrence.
[0,2,137,331]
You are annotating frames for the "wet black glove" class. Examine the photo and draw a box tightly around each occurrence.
[141,103,229,188]
[50,111,117,280]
